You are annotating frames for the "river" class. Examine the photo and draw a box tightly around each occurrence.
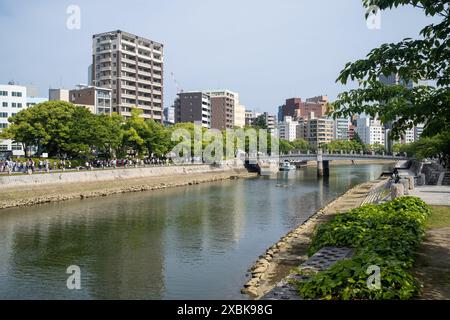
[0,163,391,299]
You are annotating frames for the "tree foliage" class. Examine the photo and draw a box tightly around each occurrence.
[332,0,450,139]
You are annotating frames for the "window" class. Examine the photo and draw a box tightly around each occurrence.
[11,144,22,151]
[17,103,22,108]
[2,102,7,107]
[0,145,8,151]
[11,103,16,108]
[12,91,22,97]
[0,91,7,96]
[0,112,8,118]
[0,123,8,129]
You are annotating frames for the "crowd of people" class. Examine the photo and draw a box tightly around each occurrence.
[0,157,172,174]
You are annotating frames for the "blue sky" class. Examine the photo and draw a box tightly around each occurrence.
[0,0,435,113]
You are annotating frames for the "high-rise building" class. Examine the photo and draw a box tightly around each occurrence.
[379,73,415,150]
[263,112,276,132]
[174,91,211,128]
[207,90,238,130]
[334,118,350,140]
[356,117,385,145]
[69,85,112,115]
[279,98,302,121]
[277,116,298,142]
[306,117,335,148]
[279,95,329,122]
[0,84,27,156]
[91,30,164,121]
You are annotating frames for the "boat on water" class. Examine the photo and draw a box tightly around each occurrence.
[279,161,296,171]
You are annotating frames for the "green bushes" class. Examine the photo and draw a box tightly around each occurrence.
[296,197,431,300]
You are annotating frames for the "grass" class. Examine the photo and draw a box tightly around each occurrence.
[427,206,450,229]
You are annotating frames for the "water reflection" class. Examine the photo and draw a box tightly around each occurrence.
[0,164,391,299]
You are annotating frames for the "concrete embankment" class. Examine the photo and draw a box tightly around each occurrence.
[242,177,387,298]
[0,162,255,210]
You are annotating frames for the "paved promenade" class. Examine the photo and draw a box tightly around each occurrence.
[410,186,450,206]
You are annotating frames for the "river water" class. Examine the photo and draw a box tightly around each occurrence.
[0,164,391,299]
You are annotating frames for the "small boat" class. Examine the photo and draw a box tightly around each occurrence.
[280,161,296,171]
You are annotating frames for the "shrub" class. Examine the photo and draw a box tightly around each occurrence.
[296,196,431,300]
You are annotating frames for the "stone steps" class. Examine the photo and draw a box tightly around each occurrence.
[261,247,353,300]
[442,172,450,186]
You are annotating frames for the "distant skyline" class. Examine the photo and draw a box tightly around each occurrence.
[0,0,436,113]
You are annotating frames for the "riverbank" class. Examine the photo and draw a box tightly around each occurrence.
[242,177,386,298]
[0,164,256,210]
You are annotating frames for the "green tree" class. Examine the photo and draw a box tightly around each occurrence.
[290,139,310,152]
[94,113,124,159]
[62,106,98,158]
[332,0,449,140]
[253,115,268,129]
[279,139,294,154]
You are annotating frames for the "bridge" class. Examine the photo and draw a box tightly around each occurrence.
[252,150,409,176]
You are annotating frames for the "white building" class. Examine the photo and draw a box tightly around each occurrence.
[356,117,385,146]
[402,127,415,144]
[234,104,246,128]
[334,118,350,140]
[163,105,175,125]
[0,84,27,156]
[277,116,298,142]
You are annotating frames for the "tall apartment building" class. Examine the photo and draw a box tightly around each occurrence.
[277,116,298,142]
[279,96,329,122]
[334,118,350,140]
[174,92,211,128]
[0,84,27,156]
[306,117,334,148]
[91,30,164,121]
[279,98,302,121]
[69,85,112,115]
[263,112,277,132]
[207,90,238,130]
[356,117,385,145]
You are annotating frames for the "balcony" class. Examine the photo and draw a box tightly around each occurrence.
[122,57,136,65]
[121,65,136,73]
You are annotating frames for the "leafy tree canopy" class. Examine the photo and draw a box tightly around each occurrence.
[332,0,450,139]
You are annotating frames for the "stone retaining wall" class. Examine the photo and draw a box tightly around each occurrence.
[0,161,246,189]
